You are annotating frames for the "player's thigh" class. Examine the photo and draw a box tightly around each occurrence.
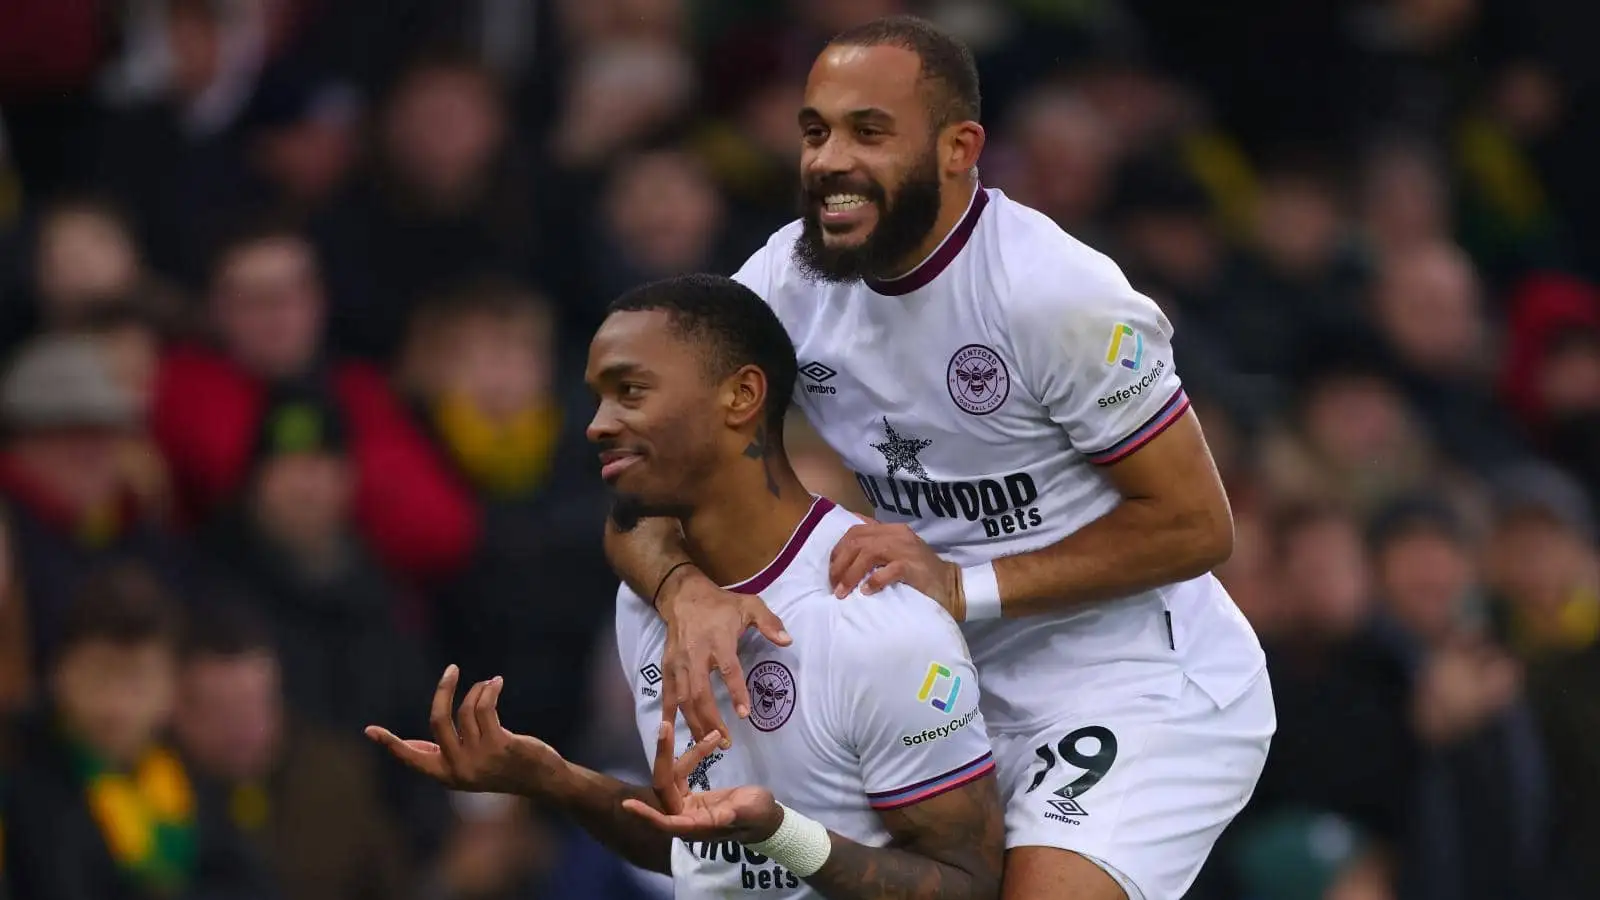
[991,673,1275,900]
[1002,846,1129,900]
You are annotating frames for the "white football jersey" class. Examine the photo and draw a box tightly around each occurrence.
[615,497,996,898]
[733,186,1266,734]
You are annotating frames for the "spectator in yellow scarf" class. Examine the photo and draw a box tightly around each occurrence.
[401,279,563,500]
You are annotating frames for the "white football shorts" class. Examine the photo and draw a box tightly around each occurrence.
[989,671,1275,900]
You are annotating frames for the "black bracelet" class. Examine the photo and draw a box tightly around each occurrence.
[653,561,695,608]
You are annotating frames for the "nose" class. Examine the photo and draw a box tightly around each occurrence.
[805,133,853,180]
[586,403,621,445]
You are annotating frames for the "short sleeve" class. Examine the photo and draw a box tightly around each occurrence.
[830,587,995,811]
[1010,273,1190,465]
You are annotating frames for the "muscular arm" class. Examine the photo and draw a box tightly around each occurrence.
[604,514,695,601]
[805,777,1005,900]
[543,761,676,874]
[993,410,1233,618]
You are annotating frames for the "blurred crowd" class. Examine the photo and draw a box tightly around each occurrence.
[0,1,1597,899]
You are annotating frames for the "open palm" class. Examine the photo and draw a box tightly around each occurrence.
[621,719,786,845]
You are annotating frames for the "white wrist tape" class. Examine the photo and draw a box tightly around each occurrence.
[961,562,1003,621]
[745,803,832,877]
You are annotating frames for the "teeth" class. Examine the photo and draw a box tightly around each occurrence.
[824,193,869,211]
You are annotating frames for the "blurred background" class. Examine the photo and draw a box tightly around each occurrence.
[0,1,1596,899]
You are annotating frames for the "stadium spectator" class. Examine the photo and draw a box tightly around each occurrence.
[172,603,412,900]
[582,145,743,316]
[151,222,478,583]
[312,50,541,364]
[1249,504,1417,848]
[197,386,426,737]
[399,281,612,744]
[0,334,193,678]
[0,564,276,900]
[1368,497,1558,900]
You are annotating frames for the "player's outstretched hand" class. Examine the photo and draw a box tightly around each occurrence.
[365,665,566,796]
[622,721,784,844]
[829,522,963,616]
[659,568,791,750]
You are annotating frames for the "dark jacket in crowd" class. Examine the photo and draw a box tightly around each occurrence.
[1,716,278,900]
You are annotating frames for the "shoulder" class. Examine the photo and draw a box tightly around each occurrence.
[732,220,804,296]
[829,584,966,666]
[979,191,1162,334]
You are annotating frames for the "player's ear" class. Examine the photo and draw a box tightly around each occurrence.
[723,364,769,430]
[942,121,985,175]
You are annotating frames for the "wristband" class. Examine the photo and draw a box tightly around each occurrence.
[653,561,694,608]
[960,563,1003,621]
[745,803,832,877]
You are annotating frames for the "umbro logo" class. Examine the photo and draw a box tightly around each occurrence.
[800,361,838,396]
[640,663,662,698]
[799,361,837,382]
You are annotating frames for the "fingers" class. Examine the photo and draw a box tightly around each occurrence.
[649,721,687,814]
[748,598,792,647]
[427,665,464,768]
[688,658,735,749]
[863,560,909,595]
[473,675,505,737]
[457,678,488,746]
[365,726,448,779]
[621,798,676,829]
[673,731,723,785]
[831,543,883,598]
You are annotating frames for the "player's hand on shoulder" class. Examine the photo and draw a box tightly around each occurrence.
[622,721,786,844]
[829,522,963,618]
[365,665,564,795]
[659,567,791,750]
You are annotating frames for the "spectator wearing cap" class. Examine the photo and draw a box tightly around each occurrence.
[0,564,276,900]
[151,222,478,584]
[1486,463,1599,659]
[0,334,193,682]
[172,603,413,900]
[198,383,428,739]
[1366,495,1560,900]
[237,62,362,217]
[1485,466,1600,898]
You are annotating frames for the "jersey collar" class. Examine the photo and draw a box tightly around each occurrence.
[725,496,835,595]
[864,182,988,297]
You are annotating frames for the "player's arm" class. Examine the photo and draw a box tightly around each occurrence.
[831,282,1232,621]
[809,593,1004,899]
[984,282,1233,618]
[368,666,696,874]
[988,405,1232,618]
[802,773,1004,900]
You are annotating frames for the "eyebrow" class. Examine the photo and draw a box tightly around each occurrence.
[799,106,896,125]
[588,360,645,387]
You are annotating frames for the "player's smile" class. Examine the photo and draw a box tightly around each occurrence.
[818,192,880,237]
[598,447,646,483]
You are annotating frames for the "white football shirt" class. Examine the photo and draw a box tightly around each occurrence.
[615,497,996,898]
[732,186,1266,734]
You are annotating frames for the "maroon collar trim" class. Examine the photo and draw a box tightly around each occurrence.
[725,497,835,595]
[865,184,988,297]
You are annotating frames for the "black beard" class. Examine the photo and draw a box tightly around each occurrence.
[792,150,944,284]
[609,494,693,531]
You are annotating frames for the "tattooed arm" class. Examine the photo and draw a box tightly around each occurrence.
[806,776,1005,900]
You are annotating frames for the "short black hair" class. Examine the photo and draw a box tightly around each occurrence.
[58,564,184,655]
[180,601,276,664]
[606,274,797,434]
[830,15,981,128]
[207,215,313,289]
